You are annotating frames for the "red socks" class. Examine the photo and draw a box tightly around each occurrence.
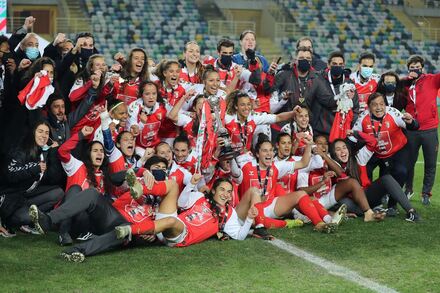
[297,195,323,225]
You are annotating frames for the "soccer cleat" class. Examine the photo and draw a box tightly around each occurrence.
[125,169,143,200]
[252,227,275,240]
[60,251,85,263]
[285,219,304,228]
[405,210,421,223]
[314,222,337,234]
[0,226,16,238]
[28,205,52,234]
[331,204,347,226]
[422,193,431,206]
[115,225,132,240]
[59,233,73,246]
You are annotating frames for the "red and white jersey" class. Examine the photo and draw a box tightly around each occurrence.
[275,156,299,193]
[128,99,166,148]
[225,112,277,153]
[156,82,187,139]
[350,72,379,113]
[70,83,113,139]
[112,191,154,224]
[203,57,256,99]
[175,150,198,174]
[239,159,295,201]
[114,77,141,106]
[58,133,105,193]
[69,79,91,104]
[179,66,201,85]
[280,123,313,156]
[168,161,192,192]
[352,107,408,159]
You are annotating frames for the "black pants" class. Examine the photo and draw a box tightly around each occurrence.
[63,230,125,256]
[3,186,64,228]
[48,188,128,236]
[341,175,414,216]
[405,128,439,194]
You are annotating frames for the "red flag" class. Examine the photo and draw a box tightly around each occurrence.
[18,71,54,110]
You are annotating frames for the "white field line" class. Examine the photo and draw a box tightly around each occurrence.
[270,239,400,293]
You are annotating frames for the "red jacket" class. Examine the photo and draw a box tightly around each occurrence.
[405,73,440,131]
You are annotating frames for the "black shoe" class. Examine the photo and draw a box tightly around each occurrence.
[386,207,399,217]
[28,205,52,234]
[252,227,275,241]
[59,233,73,246]
[422,193,431,206]
[405,210,421,223]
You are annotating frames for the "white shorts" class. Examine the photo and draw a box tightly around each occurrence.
[263,197,281,219]
[318,185,337,209]
[155,212,187,247]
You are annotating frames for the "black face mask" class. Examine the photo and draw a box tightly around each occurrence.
[80,48,94,62]
[297,59,311,73]
[409,68,422,77]
[151,169,167,181]
[330,65,344,77]
[220,54,232,68]
[384,83,396,93]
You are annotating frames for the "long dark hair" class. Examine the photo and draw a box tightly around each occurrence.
[329,139,361,183]
[204,177,233,219]
[191,94,205,136]
[22,120,51,160]
[81,141,112,194]
[122,48,149,81]
[22,57,57,89]
[138,80,164,104]
[253,133,272,158]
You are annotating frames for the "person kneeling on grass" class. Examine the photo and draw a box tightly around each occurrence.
[115,176,261,246]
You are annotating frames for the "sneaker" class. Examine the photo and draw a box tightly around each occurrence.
[115,225,132,240]
[125,169,143,199]
[405,210,421,223]
[20,225,42,235]
[386,207,399,217]
[28,205,52,234]
[422,193,431,206]
[76,232,95,241]
[314,222,337,233]
[405,189,414,200]
[252,227,275,240]
[0,225,16,238]
[60,251,85,263]
[331,204,347,226]
[285,219,304,228]
[59,233,73,246]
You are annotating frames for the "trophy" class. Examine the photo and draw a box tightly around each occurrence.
[207,95,238,161]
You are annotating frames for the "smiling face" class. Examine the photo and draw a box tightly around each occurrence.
[193,97,205,117]
[276,135,292,159]
[368,95,386,118]
[156,143,173,167]
[164,63,181,87]
[315,136,328,154]
[294,108,310,129]
[333,140,349,163]
[34,124,50,147]
[213,181,233,206]
[117,132,135,157]
[90,142,105,168]
[235,96,252,120]
[184,43,200,65]
[204,71,220,96]
[173,141,189,163]
[240,32,256,52]
[110,103,128,128]
[130,51,146,75]
[257,141,274,168]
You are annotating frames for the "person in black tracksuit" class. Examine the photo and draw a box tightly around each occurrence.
[0,121,64,230]
[319,51,360,137]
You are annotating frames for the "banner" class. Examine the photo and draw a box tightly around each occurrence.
[0,1,6,34]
